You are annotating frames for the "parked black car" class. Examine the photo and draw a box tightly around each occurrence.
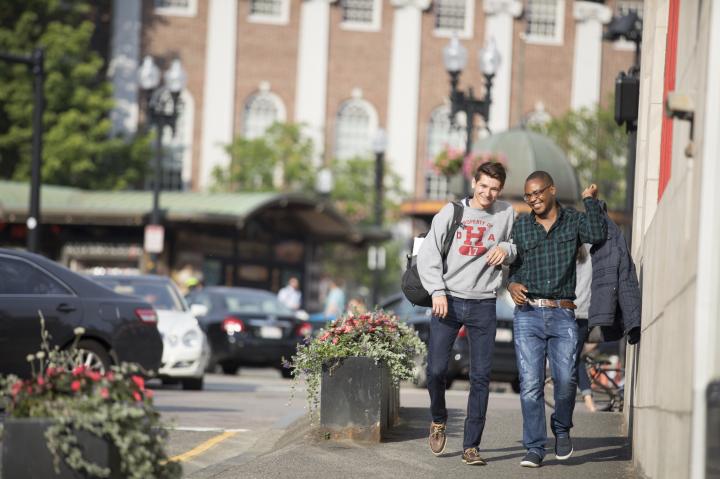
[381,290,520,392]
[185,287,312,377]
[0,249,163,377]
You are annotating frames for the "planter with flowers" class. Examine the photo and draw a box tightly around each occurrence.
[289,310,425,441]
[0,318,181,479]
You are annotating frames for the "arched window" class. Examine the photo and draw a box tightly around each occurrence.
[334,96,378,160]
[243,86,287,139]
[425,105,465,199]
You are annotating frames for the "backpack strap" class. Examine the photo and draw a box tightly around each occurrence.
[440,201,464,259]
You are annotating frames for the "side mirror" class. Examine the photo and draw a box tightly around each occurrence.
[190,303,208,317]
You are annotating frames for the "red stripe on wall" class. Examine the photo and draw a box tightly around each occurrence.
[658,0,680,200]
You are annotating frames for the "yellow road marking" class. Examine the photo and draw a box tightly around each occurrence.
[169,430,238,463]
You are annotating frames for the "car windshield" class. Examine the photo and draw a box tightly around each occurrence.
[97,279,187,312]
[222,292,294,316]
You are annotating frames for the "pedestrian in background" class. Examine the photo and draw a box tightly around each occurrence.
[323,277,346,319]
[417,162,516,466]
[278,276,302,311]
[507,171,606,468]
[574,244,597,412]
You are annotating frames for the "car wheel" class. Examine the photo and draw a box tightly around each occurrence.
[75,340,112,374]
[182,377,204,391]
[220,361,239,375]
[412,356,427,388]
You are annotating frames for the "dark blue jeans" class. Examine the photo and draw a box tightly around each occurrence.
[427,296,496,450]
[513,304,580,459]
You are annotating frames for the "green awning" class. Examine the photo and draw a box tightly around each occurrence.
[0,181,359,242]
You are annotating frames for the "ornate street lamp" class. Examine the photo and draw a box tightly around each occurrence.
[138,56,187,273]
[443,35,501,196]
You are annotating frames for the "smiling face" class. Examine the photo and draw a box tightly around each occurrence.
[523,178,556,216]
[471,174,503,209]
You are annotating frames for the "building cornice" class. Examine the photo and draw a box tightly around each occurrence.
[483,0,522,18]
[573,1,612,24]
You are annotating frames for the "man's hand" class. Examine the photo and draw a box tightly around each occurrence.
[431,295,448,318]
[508,282,528,306]
[582,183,598,199]
[486,246,507,266]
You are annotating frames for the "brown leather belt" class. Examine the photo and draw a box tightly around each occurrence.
[527,299,577,309]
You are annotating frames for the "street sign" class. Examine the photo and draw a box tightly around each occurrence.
[368,246,386,271]
[144,225,165,254]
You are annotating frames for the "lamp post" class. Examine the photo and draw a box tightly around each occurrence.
[0,48,45,252]
[370,129,387,308]
[138,56,187,273]
[604,11,642,249]
[443,36,501,197]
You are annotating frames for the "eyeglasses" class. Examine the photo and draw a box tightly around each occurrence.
[523,184,552,203]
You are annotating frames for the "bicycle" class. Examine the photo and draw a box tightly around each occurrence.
[543,354,625,412]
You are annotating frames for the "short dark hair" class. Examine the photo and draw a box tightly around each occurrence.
[525,170,554,186]
[475,162,507,187]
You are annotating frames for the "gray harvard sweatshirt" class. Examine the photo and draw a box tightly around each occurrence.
[417,198,516,300]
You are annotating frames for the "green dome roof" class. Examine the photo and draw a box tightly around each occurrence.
[473,129,581,203]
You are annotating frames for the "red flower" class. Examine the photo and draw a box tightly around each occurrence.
[71,380,82,392]
[37,376,45,386]
[131,375,145,391]
[11,381,23,398]
[100,387,110,399]
[132,391,142,402]
[86,371,102,382]
[46,366,58,377]
[319,332,330,341]
[72,365,86,376]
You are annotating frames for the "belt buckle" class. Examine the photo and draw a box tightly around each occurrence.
[538,299,556,308]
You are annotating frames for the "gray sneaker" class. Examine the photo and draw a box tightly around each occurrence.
[520,451,543,468]
[555,435,574,460]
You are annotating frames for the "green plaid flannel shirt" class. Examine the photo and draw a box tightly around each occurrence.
[508,198,607,300]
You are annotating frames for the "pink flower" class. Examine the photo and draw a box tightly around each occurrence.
[37,376,45,386]
[72,365,86,376]
[86,371,101,382]
[105,372,115,381]
[11,381,23,398]
[145,389,154,399]
[319,332,330,341]
[100,387,110,399]
[71,380,82,392]
[131,375,145,391]
[332,337,339,344]
[132,391,142,402]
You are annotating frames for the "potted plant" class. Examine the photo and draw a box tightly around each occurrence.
[288,310,425,440]
[0,316,181,479]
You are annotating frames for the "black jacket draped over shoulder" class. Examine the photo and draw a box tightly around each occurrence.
[587,204,642,345]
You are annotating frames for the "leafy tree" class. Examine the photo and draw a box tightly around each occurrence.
[0,0,149,189]
[213,122,316,192]
[529,102,628,210]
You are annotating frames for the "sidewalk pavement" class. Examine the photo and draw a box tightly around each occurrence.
[196,404,636,479]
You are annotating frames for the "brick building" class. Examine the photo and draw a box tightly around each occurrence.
[109,0,641,197]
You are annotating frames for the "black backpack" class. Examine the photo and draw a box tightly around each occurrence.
[401,201,464,307]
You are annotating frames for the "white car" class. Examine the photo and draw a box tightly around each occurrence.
[92,274,210,390]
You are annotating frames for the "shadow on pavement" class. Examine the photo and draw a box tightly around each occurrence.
[382,407,464,443]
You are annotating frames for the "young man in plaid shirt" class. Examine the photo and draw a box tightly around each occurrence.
[507,171,607,468]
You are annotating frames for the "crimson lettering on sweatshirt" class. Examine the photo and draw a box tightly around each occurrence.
[458,225,487,256]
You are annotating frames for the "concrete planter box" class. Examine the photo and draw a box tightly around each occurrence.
[1,417,122,478]
[319,356,400,442]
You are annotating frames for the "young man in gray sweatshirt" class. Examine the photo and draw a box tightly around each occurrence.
[417,161,516,465]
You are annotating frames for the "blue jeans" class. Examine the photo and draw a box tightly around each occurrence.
[427,296,496,450]
[513,304,579,458]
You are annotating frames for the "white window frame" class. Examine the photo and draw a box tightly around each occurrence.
[433,0,475,39]
[242,86,288,140]
[613,0,643,51]
[524,0,565,46]
[153,0,198,17]
[334,94,379,161]
[340,0,382,32]
[248,0,291,25]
